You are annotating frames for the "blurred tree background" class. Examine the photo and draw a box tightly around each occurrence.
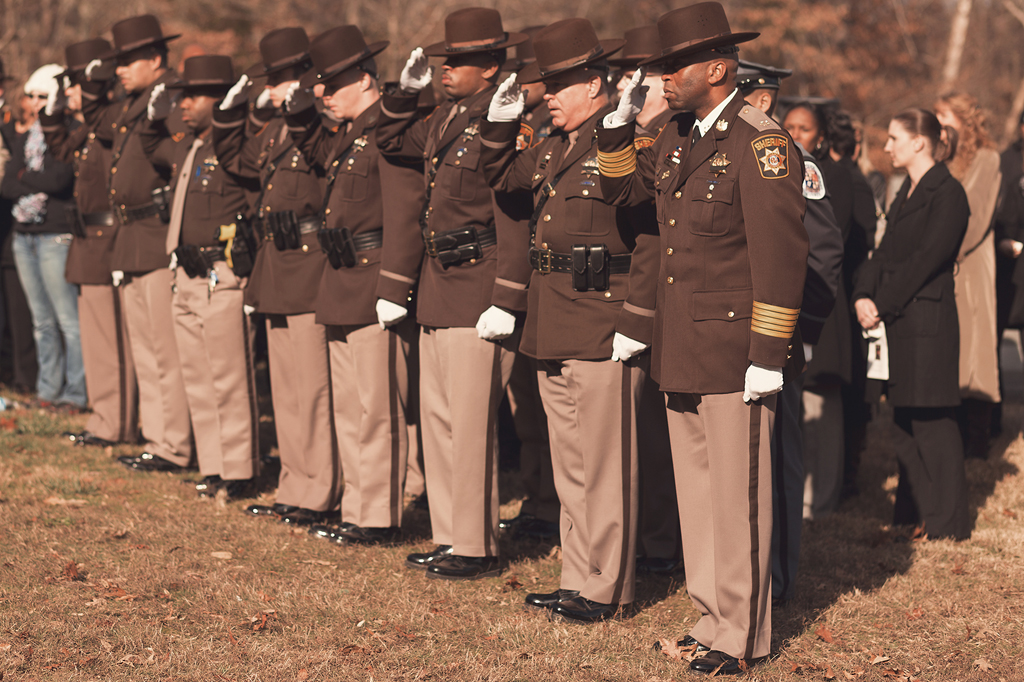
[2,0,1022,168]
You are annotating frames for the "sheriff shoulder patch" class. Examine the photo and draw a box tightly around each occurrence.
[172,132,186,142]
[517,123,535,151]
[634,136,656,150]
[751,134,789,179]
[802,159,826,200]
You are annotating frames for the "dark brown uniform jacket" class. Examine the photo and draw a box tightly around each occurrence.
[40,87,118,285]
[212,105,326,313]
[376,86,532,327]
[480,108,659,359]
[852,163,968,408]
[140,120,251,250]
[287,102,385,326]
[82,70,186,273]
[598,94,808,394]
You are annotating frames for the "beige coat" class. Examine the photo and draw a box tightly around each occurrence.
[955,148,1002,402]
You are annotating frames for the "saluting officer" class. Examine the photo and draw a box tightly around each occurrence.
[597,2,807,672]
[375,7,532,580]
[212,28,335,526]
[81,15,194,472]
[139,55,260,497]
[283,26,415,544]
[42,39,139,449]
[480,18,661,622]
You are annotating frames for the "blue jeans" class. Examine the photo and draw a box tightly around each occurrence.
[12,232,86,406]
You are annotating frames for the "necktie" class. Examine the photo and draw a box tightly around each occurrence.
[691,125,703,147]
[166,137,204,255]
[563,130,579,159]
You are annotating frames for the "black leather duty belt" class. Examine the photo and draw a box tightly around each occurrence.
[423,224,497,269]
[256,213,320,242]
[318,227,384,269]
[115,202,160,224]
[81,211,115,227]
[529,247,632,274]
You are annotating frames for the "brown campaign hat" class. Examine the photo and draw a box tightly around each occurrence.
[260,27,311,75]
[105,15,181,58]
[298,26,388,89]
[608,25,660,68]
[639,2,757,67]
[507,25,545,71]
[166,55,236,90]
[516,18,624,85]
[422,8,527,57]
[59,39,113,79]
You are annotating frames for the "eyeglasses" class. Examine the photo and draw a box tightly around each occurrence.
[24,94,48,100]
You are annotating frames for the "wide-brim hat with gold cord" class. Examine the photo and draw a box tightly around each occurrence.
[299,25,388,89]
[516,18,624,85]
[639,2,757,67]
[422,7,527,58]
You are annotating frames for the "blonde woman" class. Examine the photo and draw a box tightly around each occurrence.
[935,93,1002,459]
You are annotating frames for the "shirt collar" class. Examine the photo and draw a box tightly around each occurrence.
[693,88,739,137]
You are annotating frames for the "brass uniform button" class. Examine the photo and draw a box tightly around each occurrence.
[301,244,309,252]
[604,291,611,298]
[674,191,682,199]
[582,189,589,196]
[111,167,117,174]
[96,230,103,237]
[706,193,713,199]
[360,257,368,264]
[668,218,676,226]
[666,276,674,284]
[666,248,673,255]
[543,215,551,222]
[325,208,331,215]
[548,190,556,198]
[267,183,272,190]
[540,243,548,249]
[728,311,735,318]
[119,126,127,133]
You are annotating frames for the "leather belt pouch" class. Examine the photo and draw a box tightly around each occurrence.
[571,244,610,292]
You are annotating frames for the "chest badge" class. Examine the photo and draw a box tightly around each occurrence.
[710,152,731,176]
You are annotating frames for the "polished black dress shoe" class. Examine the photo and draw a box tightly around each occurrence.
[335,525,400,545]
[637,556,680,575]
[309,522,357,541]
[425,554,502,580]
[551,597,618,624]
[246,503,299,517]
[196,475,222,497]
[689,650,744,675]
[118,453,183,472]
[280,508,328,526]
[405,545,453,569]
[75,431,116,448]
[221,478,253,500]
[524,588,579,610]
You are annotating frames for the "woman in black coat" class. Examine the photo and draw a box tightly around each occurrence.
[852,108,971,540]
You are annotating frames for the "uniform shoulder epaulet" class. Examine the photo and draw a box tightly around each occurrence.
[738,105,780,132]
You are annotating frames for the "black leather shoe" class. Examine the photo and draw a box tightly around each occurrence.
[512,515,559,540]
[75,431,116,448]
[309,522,357,541]
[118,453,182,472]
[425,554,502,580]
[221,478,252,500]
[525,589,579,610]
[637,556,679,575]
[196,475,222,497]
[551,597,618,624]
[335,525,400,545]
[280,508,328,526]
[689,650,744,675]
[405,545,453,569]
[246,503,298,518]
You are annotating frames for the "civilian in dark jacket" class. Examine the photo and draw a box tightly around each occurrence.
[0,65,84,408]
[853,108,970,540]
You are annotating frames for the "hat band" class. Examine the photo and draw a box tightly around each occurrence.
[318,47,372,79]
[659,31,736,57]
[265,51,310,71]
[444,33,509,53]
[538,44,604,77]
[117,36,167,54]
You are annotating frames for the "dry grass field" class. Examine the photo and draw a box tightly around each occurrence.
[0,380,1022,682]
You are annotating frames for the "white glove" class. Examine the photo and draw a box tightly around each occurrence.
[147,83,173,121]
[44,88,67,117]
[169,252,178,270]
[112,270,125,287]
[603,69,647,129]
[743,362,784,404]
[376,298,408,329]
[802,343,813,364]
[399,48,434,93]
[220,74,252,111]
[475,305,515,341]
[243,304,256,316]
[611,332,648,362]
[85,59,115,82]
[488,73,524,123]
[284,82,316,114]
[255,88,273,110]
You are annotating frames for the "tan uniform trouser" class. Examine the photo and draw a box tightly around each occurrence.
[79,284,137,443]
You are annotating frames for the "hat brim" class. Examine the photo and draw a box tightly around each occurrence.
[638,32,758,67]
[517,38,625,85]
[263,54,313,76]
[98,34,182,61]
[164,80,235,91]
[422,31,528,58]
[608,54,652,68]
[298,41,389,89]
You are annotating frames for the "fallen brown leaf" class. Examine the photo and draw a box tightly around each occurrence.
[77,655,97,666]
[62,562,84,581]
[880,669,901,678]
[503,575,523,591]
[1001,509,1018,520]
[655,638,684,662]
[974,657,994,672]
[825,666,836,679]
[872,654,891,665]
[906,608,924,620]
[297,669,309,681]
[816,624,835,643]
[210,551,233,560]
[483,635,498,641]
[952,562,966,575]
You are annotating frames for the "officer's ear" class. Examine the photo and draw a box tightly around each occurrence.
[707,59,729,87]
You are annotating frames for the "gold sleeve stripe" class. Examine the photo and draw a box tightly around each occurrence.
[753,301,800,316]
[754,308,800,322]
[598,146,637,178]
[751,320,798,334]
[750,325,794,339]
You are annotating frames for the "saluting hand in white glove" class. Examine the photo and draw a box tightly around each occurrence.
[488,73,524,123]
[284,82,316,114]
[743,362,784,404]
[44,88,68,117]
[399,48,434,93]
[220,74,252,111]
[603,69,647,129]
[147,83,173,121]
[85,59,115,82]
[475,305,516,341]
[255,87,274,110]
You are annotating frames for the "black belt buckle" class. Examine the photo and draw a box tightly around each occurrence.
[115,204,130,224]
[533,247,552,274]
